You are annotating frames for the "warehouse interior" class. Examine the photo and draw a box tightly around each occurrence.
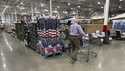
[0,0,125,71]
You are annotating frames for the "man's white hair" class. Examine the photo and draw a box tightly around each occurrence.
[69,18,77,24]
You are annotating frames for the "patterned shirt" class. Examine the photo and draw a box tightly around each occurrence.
[69,23,86,36]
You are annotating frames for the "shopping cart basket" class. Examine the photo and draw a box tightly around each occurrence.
[77,35,98,63]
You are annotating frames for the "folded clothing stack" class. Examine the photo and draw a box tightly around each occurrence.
[36,38,63,56]
[37,30,60,38]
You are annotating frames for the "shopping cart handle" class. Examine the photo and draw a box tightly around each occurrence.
[82,36,89,40]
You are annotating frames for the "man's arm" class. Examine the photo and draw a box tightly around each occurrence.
[78,25,86,36]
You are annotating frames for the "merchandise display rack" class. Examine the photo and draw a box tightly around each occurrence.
[23,17,64,58]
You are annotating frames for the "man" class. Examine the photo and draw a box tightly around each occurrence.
[69,18,86,63]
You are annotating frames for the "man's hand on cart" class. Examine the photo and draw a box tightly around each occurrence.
[82,34,89,40]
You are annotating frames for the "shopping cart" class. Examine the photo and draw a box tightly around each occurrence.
[77,34,98,63]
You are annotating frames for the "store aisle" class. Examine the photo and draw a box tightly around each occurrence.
[0,32,125,71]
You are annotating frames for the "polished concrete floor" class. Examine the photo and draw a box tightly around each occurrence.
[0,32,125,71]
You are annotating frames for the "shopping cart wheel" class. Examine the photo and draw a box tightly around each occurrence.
[86,59,89,63]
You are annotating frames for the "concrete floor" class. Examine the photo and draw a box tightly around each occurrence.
[0,32,125,71]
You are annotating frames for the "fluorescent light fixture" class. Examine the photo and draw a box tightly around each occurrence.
[44,9,49,12]
[71,8,73,10]
[119,6,122,8]
[77,6,80,8]
[53,10,58,13]
[16,5,19,8]
[97,2,101,5]
[20,2,24,5]
[120,0,123,1]
[101,6,104,8]
[68,3,71,6]
[57,6,60,8]
[40,3,44,7]
[63,11,68,14]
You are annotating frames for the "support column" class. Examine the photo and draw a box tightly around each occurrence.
[103,0,110,32]
[50,0,52,16]
[15,9,17,22]
[103,0,110,44]
[31,4,34,22]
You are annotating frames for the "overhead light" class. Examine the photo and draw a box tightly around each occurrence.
[101,6,104,9]
[120,0,123,1]
[68,3,71,6]
[44,9,49,12]
[53,10,58,13]
[40,3,44,7]
[42,14,45,17]
[20,2,24,5]
[16,5,19,8]
[63,11,68,14]
[57,6,60,8]
[119,6,122,8]
[97,2,101,5]
[77,6,80,8]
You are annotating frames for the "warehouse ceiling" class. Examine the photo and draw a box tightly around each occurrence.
[0,0,125,18]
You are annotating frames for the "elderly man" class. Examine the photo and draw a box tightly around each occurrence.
[69,18,86,63]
